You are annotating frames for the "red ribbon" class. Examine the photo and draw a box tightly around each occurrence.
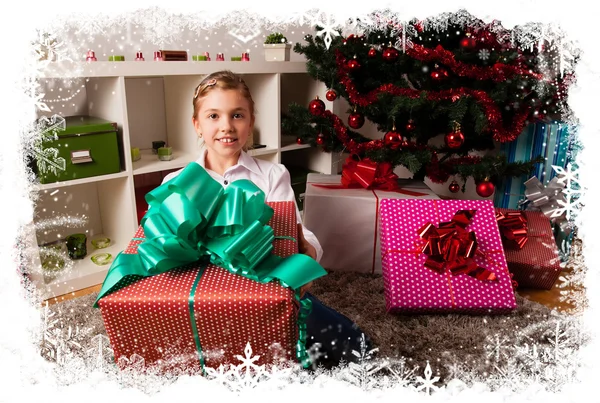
[495,210,528,250]
[418,210,498,282]
[313,156,428,197]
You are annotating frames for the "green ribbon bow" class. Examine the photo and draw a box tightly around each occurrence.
[94,162,326,368]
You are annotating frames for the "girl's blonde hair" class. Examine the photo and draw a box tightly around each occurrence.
[192,70,255,151]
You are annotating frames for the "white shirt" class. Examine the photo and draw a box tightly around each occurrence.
[161,149,323,262]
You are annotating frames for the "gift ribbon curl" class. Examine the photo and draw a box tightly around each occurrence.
[418,210,498,282]
[94,162,326,368]
[314,155,429,197]
[523,176,566,220]
[495,210,529,250]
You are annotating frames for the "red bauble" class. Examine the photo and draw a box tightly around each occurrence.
[347,58,361,70]
[384,130,402,147]
[296,137,303,145]
[431,68,449,80]
[316,133,325,145]
[444,130,465,149]
[325,89,338,101]
[382,46,399,62]
[348,112,365,129]
[308,96,325,116]
[476,180,495,198]
[449,180,460,193]
[405,120,415,132]
[460,37,476,49]
[368,47,377,58]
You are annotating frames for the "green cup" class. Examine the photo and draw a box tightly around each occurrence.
[66,233,87,260]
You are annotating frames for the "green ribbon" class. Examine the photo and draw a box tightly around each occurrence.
[94,162,326,368]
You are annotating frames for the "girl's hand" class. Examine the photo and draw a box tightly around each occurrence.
[299,281,313,298]
[297,224,317,260]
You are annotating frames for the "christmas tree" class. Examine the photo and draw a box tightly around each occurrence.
[282,11,577,196]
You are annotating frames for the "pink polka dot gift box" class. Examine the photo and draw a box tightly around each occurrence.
[379,199,517,315]
[496,208,563,290]
[97,201,308,373]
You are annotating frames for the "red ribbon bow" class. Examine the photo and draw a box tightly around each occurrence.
[339,156,428,196]
[495,210,528,250]
[417,210,497,282]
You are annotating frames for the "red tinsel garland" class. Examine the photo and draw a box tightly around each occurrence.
[335,50,532,143]
[407,43,544,82]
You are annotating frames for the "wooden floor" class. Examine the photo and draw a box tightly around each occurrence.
[44,271,583,314]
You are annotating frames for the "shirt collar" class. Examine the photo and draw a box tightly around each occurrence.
[197,148,262,176]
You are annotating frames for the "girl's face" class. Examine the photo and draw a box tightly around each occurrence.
[193,88,254,164]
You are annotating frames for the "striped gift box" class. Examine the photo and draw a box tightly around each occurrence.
[494,122,571,209]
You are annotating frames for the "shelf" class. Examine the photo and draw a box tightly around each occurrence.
[34,171,130,191]
[38,235,125,300]
[247,146,278,157]
[281,135,312,152]
[40,61,310,78]
[133,149,196,175]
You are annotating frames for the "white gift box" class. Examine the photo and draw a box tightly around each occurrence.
[303,173,440,274]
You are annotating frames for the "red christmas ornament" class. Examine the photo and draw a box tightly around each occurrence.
[449,180,460,193]
[326,89,338,101]
[308,96,326,116]
[348,111,365,129]
[347,57,361,70]
[296,137,303,145]
[460,36,476,49]
[316,133,325,145]
[384,126,402,148]
[382,46,399,62]
[405,119,415,132]
[431,67,449,80]
[368,47,377,58]
[476,179,495,198]
[444,129,465,149]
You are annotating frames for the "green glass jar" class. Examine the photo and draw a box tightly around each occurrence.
[66,233,87,259]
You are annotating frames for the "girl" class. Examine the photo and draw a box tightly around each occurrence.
[162,70,372,369]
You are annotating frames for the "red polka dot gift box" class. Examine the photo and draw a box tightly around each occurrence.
[495,209,563,290]
[97,201,309,374]
[379,199,517,315]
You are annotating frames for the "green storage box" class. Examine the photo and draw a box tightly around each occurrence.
[36,116,121,184]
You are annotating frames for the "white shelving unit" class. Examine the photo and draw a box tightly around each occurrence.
[30,61,341,300]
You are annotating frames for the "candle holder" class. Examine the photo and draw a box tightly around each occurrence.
[131,147,141,161]
[152,140,166,154]
[158,146,173,161]
[66,233,87,260]
[241,52,250,61]
[216,53,224,61]
[135,51,145,61]
[154,51,163,61]
[86,50,97,62]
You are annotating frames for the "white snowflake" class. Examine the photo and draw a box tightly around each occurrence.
[414,361,441,394]
[478,49,491,61]
[32,31,70,63]
[85,334,114,372]
[552,164,583,220]
[313,12,342,50]
[485,333,512,362]
[339,334,386,390]
[228,26,262,44]
[204,342,295,393]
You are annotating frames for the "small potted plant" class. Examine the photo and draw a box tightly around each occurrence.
[264,32,291,62]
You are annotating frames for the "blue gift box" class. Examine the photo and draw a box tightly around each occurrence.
[494,122,572,209]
